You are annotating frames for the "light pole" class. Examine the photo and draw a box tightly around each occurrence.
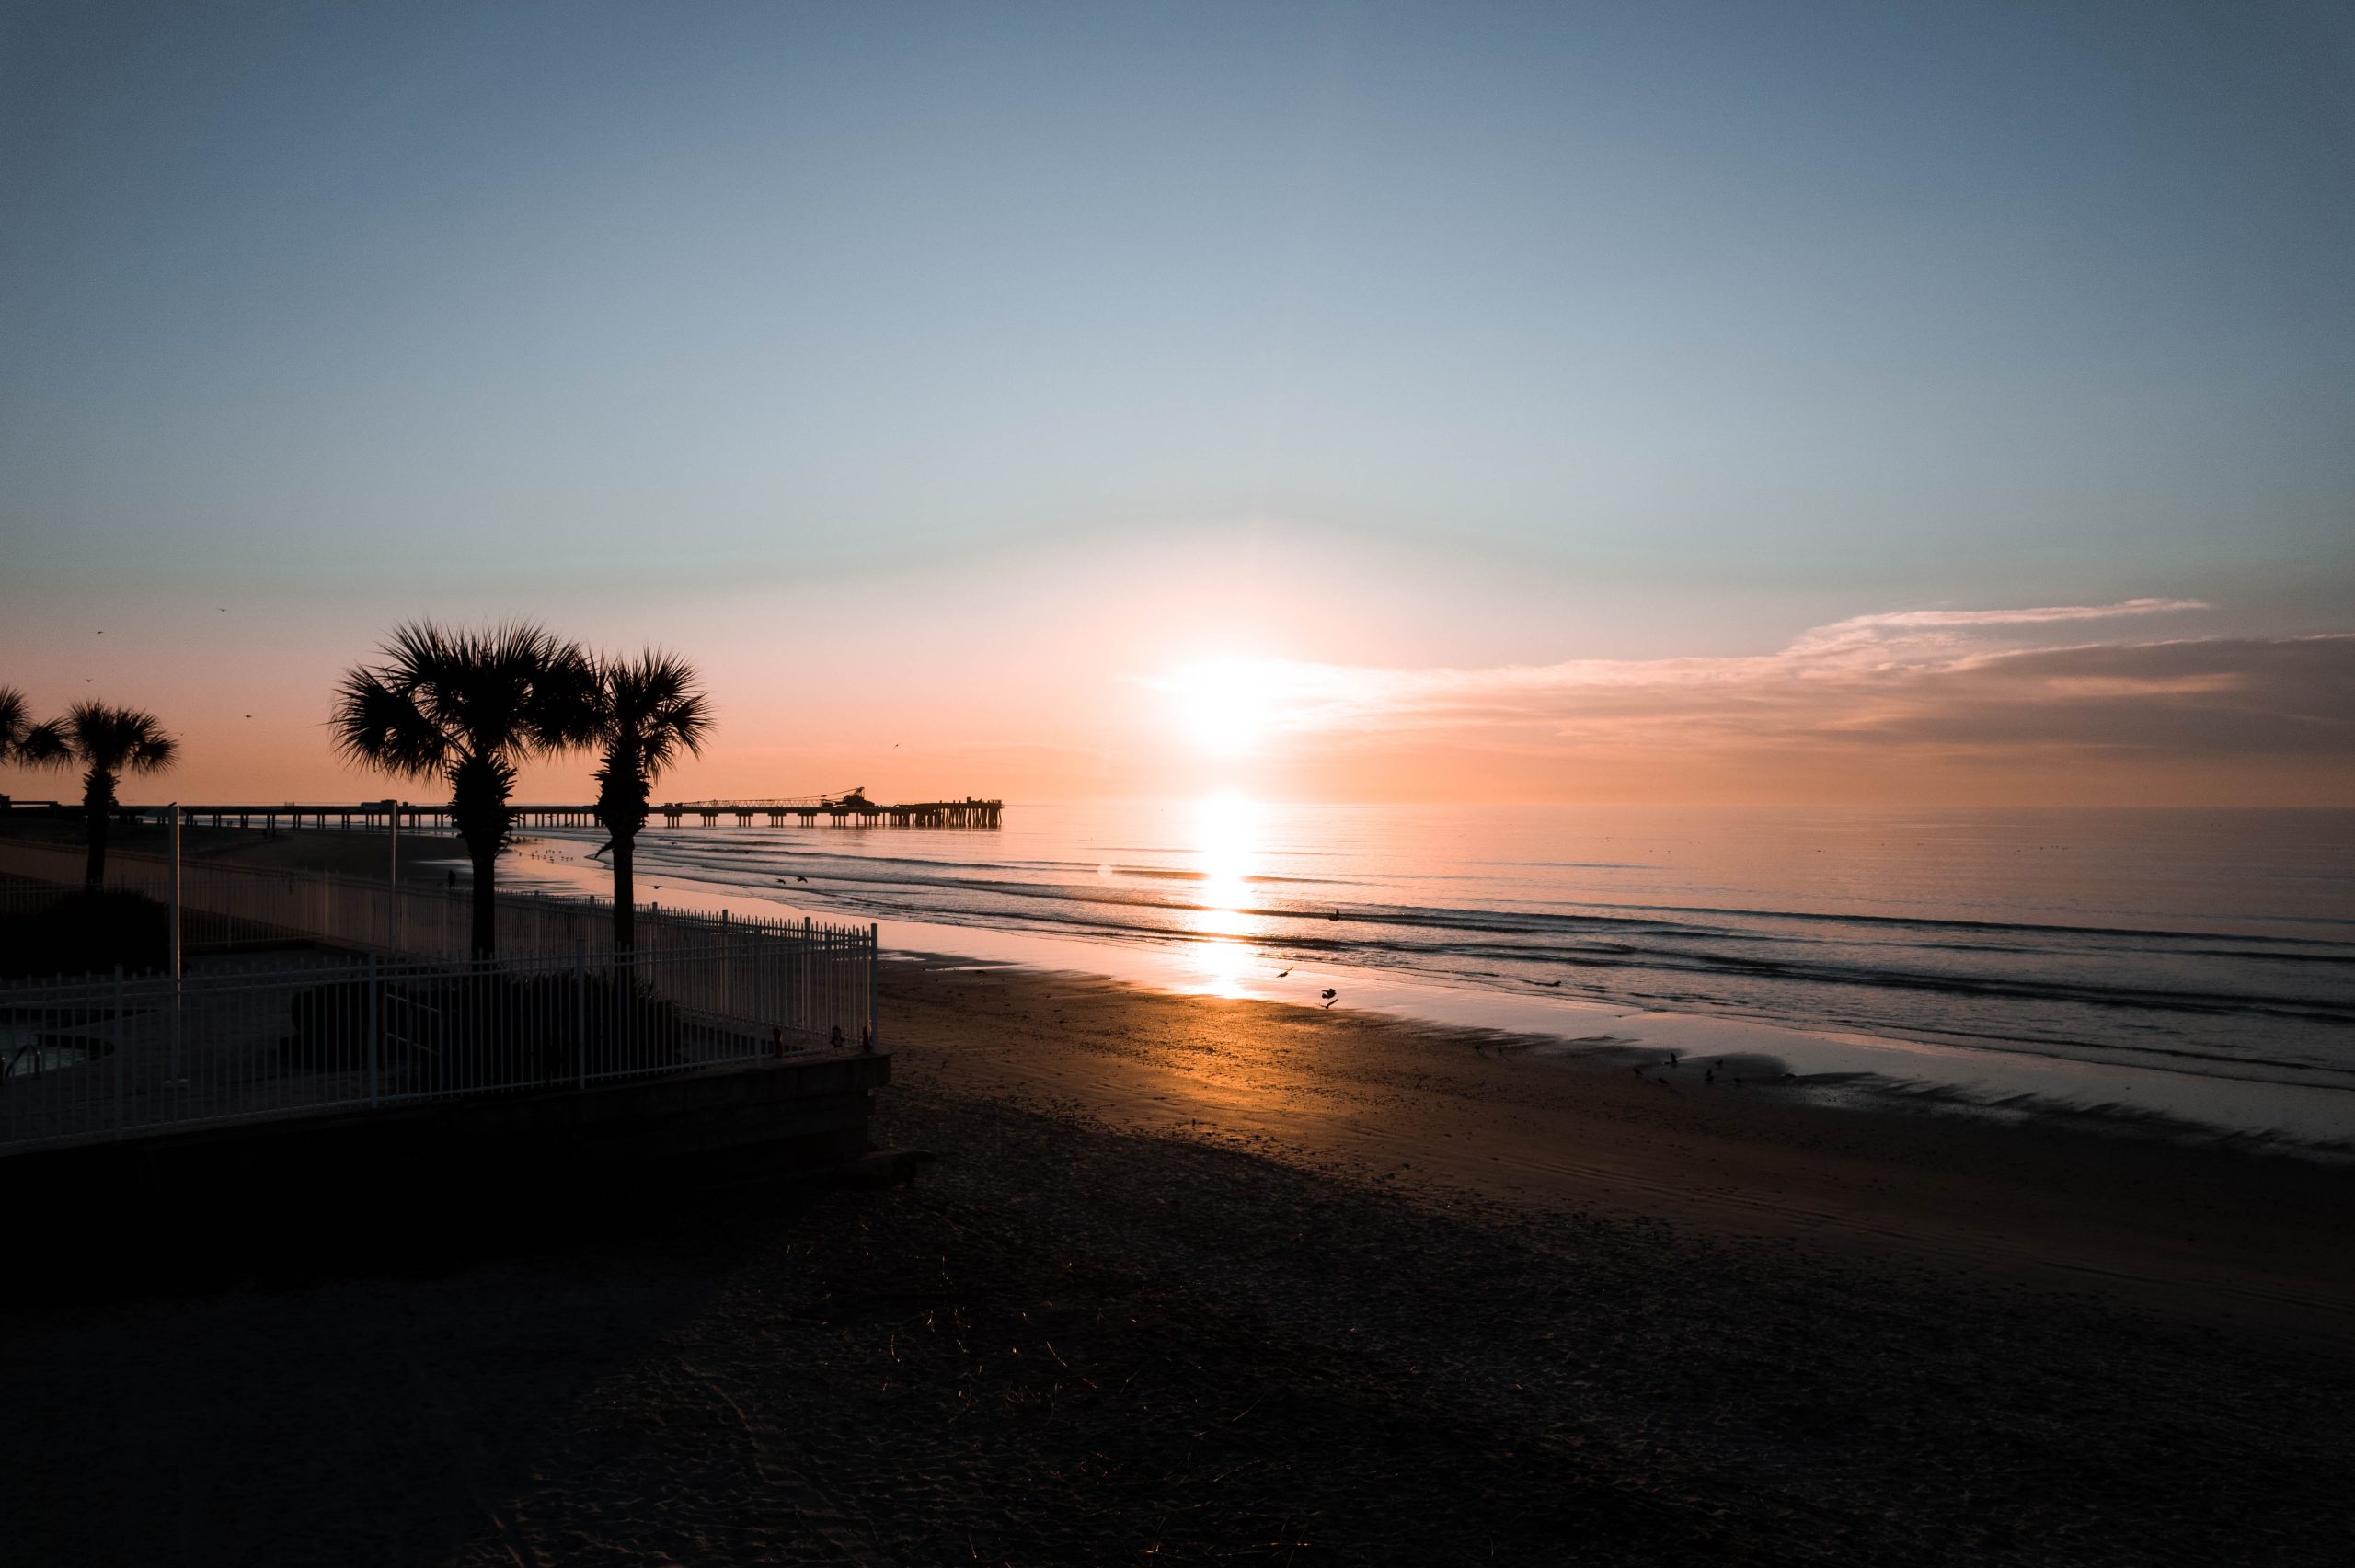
[168,803,185,1087]
[385,797,402,952]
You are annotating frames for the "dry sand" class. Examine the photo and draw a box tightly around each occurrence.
[5,830,2352,1563]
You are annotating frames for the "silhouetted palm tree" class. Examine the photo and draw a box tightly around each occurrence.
[18,702,178,890]
[330,623,592,956]
[0,686,29,761]
[579,651,712,953]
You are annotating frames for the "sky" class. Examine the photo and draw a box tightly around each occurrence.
[2,0,2350,807]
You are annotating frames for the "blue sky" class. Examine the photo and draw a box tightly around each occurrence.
[3,1,2350,801]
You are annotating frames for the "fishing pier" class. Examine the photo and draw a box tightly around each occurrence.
[75,788,1002,834]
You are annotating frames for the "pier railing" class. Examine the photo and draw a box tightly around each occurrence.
[63,795,1005,830]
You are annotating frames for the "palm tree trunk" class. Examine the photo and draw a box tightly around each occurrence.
[84,808,109,892]
[468,838,500,957]
[82,770,114,893]
[612,831,637,953]
[448,759,511,959]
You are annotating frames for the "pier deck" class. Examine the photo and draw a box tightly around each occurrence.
[31,789,1004,833]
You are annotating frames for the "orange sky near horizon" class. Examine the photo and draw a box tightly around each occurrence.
[2,539,2348,811]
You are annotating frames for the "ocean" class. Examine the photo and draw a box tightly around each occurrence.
[505,801,2355,1148]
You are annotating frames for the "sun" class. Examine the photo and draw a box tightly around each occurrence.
[1167,657,1276,756]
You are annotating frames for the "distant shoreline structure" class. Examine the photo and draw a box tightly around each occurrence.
[0,792,1003,832]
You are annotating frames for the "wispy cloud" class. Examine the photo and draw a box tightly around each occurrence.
[1781,598,2211,664]
[1147,601,2355,773]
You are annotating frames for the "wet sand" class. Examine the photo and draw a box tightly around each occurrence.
[883,961,2355,1344]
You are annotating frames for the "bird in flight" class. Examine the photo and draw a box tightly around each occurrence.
[1275,968,1291,978]
[1320,987,1338,1008]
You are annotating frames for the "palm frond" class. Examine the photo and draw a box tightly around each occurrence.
[589,648,713,783]
[58,702,178,775]
[15,718,68,768]
[330,666,452,779]
[333,621,593,783]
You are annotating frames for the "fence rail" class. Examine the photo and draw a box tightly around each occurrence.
[0,838,828,965]
[0,842,878,1154]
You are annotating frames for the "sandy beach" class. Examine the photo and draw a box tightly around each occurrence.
[5,913,2352,1564]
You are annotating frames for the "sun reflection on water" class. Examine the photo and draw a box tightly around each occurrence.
[1183,790,1264,996]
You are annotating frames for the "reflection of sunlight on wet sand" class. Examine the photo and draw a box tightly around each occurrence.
[1181,791,1263,997]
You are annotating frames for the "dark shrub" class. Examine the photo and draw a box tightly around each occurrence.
[0,889,169,979]
[281,979,378,1070]
[281,968,684,1087]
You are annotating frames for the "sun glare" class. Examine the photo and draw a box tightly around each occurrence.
[1169,658,1275,756]
[1183,789,1264,996]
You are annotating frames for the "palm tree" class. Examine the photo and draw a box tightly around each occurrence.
[580,650,712,954]
[17,702,178,890]
[0,686,31,761]
[330,623,592,957]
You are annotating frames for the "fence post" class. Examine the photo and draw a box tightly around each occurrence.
[111,964,126,1134]
[369,954,382,1107]
[867,923,879,1052]
[575,939,588,1091]
[168,803,184,1087]
[388,799,402,954]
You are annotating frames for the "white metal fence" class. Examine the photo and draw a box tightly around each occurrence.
[0,838,806,965]
[0,842,879,1154]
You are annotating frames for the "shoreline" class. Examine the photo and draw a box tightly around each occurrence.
[13,816,2352,1151]
[482,824,2355,1153]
